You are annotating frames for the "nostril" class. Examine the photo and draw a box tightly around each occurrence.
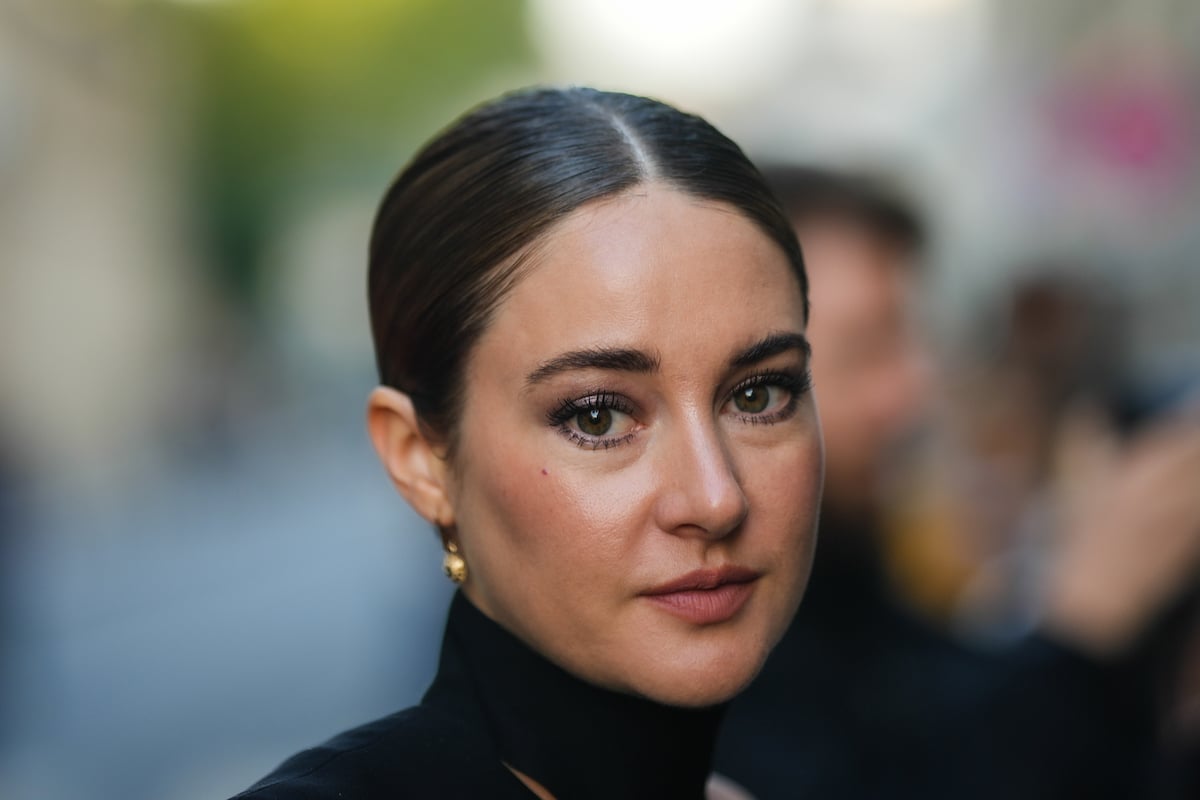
[689,456,749,539]
[652,423,749,539]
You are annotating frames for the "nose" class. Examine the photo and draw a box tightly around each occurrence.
[652,417,749,540]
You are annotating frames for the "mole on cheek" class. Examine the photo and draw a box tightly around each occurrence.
[541,468,549,476]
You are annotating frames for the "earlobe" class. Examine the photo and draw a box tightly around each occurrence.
[366,387,455,527]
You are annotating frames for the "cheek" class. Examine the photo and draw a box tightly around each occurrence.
[520,465,654,563]
[464,441,554,545]
[463,439,644,581]
[747,433,824,549]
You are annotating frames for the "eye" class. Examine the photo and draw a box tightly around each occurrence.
[548,391,639,449]
[577,407,614,436]
[724,370,812,424]
[733,385,770,414]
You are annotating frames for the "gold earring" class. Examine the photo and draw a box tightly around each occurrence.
[442,541,467,584]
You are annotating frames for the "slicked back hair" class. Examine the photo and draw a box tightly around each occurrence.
[368,86,807,448]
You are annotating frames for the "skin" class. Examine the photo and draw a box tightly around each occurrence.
[370,184,823,708]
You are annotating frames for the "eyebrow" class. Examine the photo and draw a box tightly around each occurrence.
[730,332,812,368]
[523,332,810,387]
[525,347,661,386]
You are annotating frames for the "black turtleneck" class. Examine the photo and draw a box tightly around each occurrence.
[234,591,725,799]
[429,591,725,799]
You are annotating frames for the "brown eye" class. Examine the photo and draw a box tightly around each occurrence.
[733,386,770,414]
[577,407,613,435]
[550,392,639,448]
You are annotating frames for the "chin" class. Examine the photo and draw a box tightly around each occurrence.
[648,668,762,708]
[625,645,769,708]
[621,605,796,707]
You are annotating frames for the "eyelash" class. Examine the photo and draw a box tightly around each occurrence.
[727,369,813,425]
[545,368,814,450]
[546,391,638,450]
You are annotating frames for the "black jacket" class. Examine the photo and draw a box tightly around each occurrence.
[235,592,724,799]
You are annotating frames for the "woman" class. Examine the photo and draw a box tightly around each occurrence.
[234,86,823,799]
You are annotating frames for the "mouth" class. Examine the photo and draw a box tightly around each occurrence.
[639,566,761,625]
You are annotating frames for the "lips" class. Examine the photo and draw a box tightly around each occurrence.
[640,566,761,624]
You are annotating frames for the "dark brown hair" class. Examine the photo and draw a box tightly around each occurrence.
[368,86,807,445]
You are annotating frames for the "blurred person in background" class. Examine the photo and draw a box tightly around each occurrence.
[947,268,1200,794]
[714,165,1200,799]
[937,270,1200,635]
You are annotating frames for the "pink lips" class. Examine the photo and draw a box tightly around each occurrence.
[640,566,761,624]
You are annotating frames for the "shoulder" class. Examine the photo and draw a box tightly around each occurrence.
[231,704,530,799]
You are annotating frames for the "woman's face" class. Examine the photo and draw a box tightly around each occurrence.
[446,184,823,707]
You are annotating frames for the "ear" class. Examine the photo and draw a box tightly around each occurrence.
[366,387,455,528]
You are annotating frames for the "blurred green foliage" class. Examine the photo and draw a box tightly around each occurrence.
[174,0,533,305]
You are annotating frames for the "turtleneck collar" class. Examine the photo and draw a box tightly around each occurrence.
[422,591,726,800]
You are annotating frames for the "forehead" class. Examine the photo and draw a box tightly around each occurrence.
[475,185,807,368]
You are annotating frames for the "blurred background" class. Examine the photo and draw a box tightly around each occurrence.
[0,1,1197,798]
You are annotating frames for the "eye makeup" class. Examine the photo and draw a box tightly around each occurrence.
[544,366,813,451]
[546,390,640,450]
[724,368,813,426]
